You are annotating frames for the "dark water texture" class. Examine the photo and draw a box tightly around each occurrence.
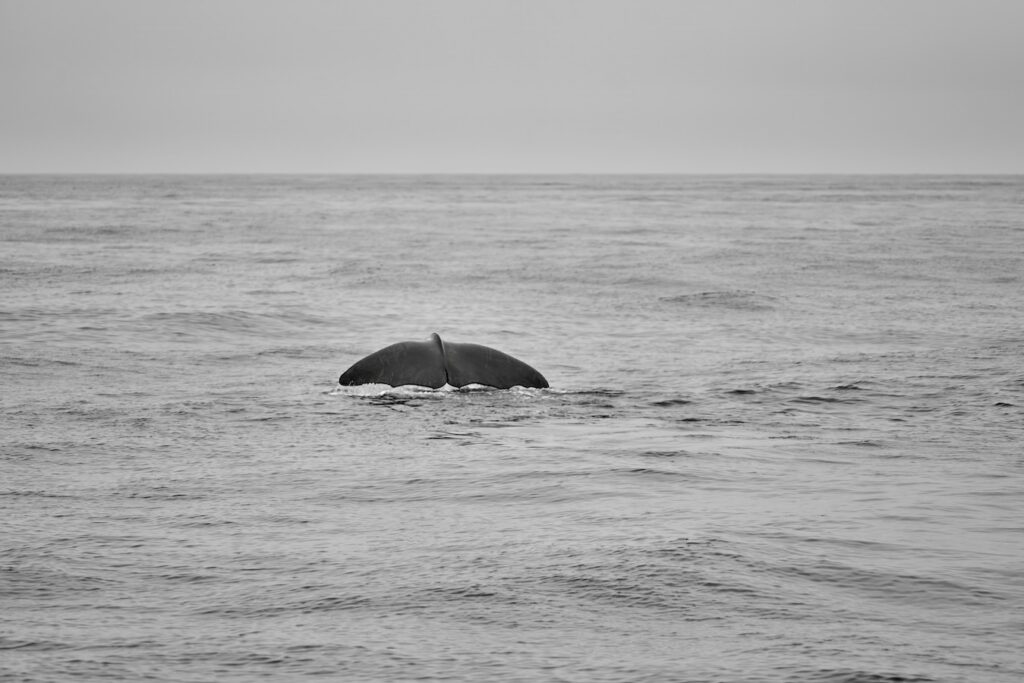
[2,175,1023,681]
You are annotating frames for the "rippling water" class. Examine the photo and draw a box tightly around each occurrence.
[2,175,1023,681]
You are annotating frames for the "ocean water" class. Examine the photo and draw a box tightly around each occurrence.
[2,174,1023,682]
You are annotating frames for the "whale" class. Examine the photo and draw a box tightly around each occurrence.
[338,333,548,389]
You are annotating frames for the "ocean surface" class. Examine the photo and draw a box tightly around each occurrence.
[2,174,1023,682]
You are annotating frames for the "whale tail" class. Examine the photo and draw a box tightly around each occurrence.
[339,333,548,389]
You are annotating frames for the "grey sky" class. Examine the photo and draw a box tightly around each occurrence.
[2,0,1022,173]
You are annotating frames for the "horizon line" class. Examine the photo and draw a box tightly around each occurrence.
[3,170,1023,177]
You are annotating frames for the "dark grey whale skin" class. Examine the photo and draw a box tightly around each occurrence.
[338,333,548,389]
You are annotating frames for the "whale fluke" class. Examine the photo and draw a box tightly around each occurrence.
[338,333,548,389]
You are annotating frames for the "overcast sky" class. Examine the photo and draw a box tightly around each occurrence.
[2,0,1022,173]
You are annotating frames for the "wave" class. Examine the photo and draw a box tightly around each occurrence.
[136,308,332,338]
[660,289,777,311]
